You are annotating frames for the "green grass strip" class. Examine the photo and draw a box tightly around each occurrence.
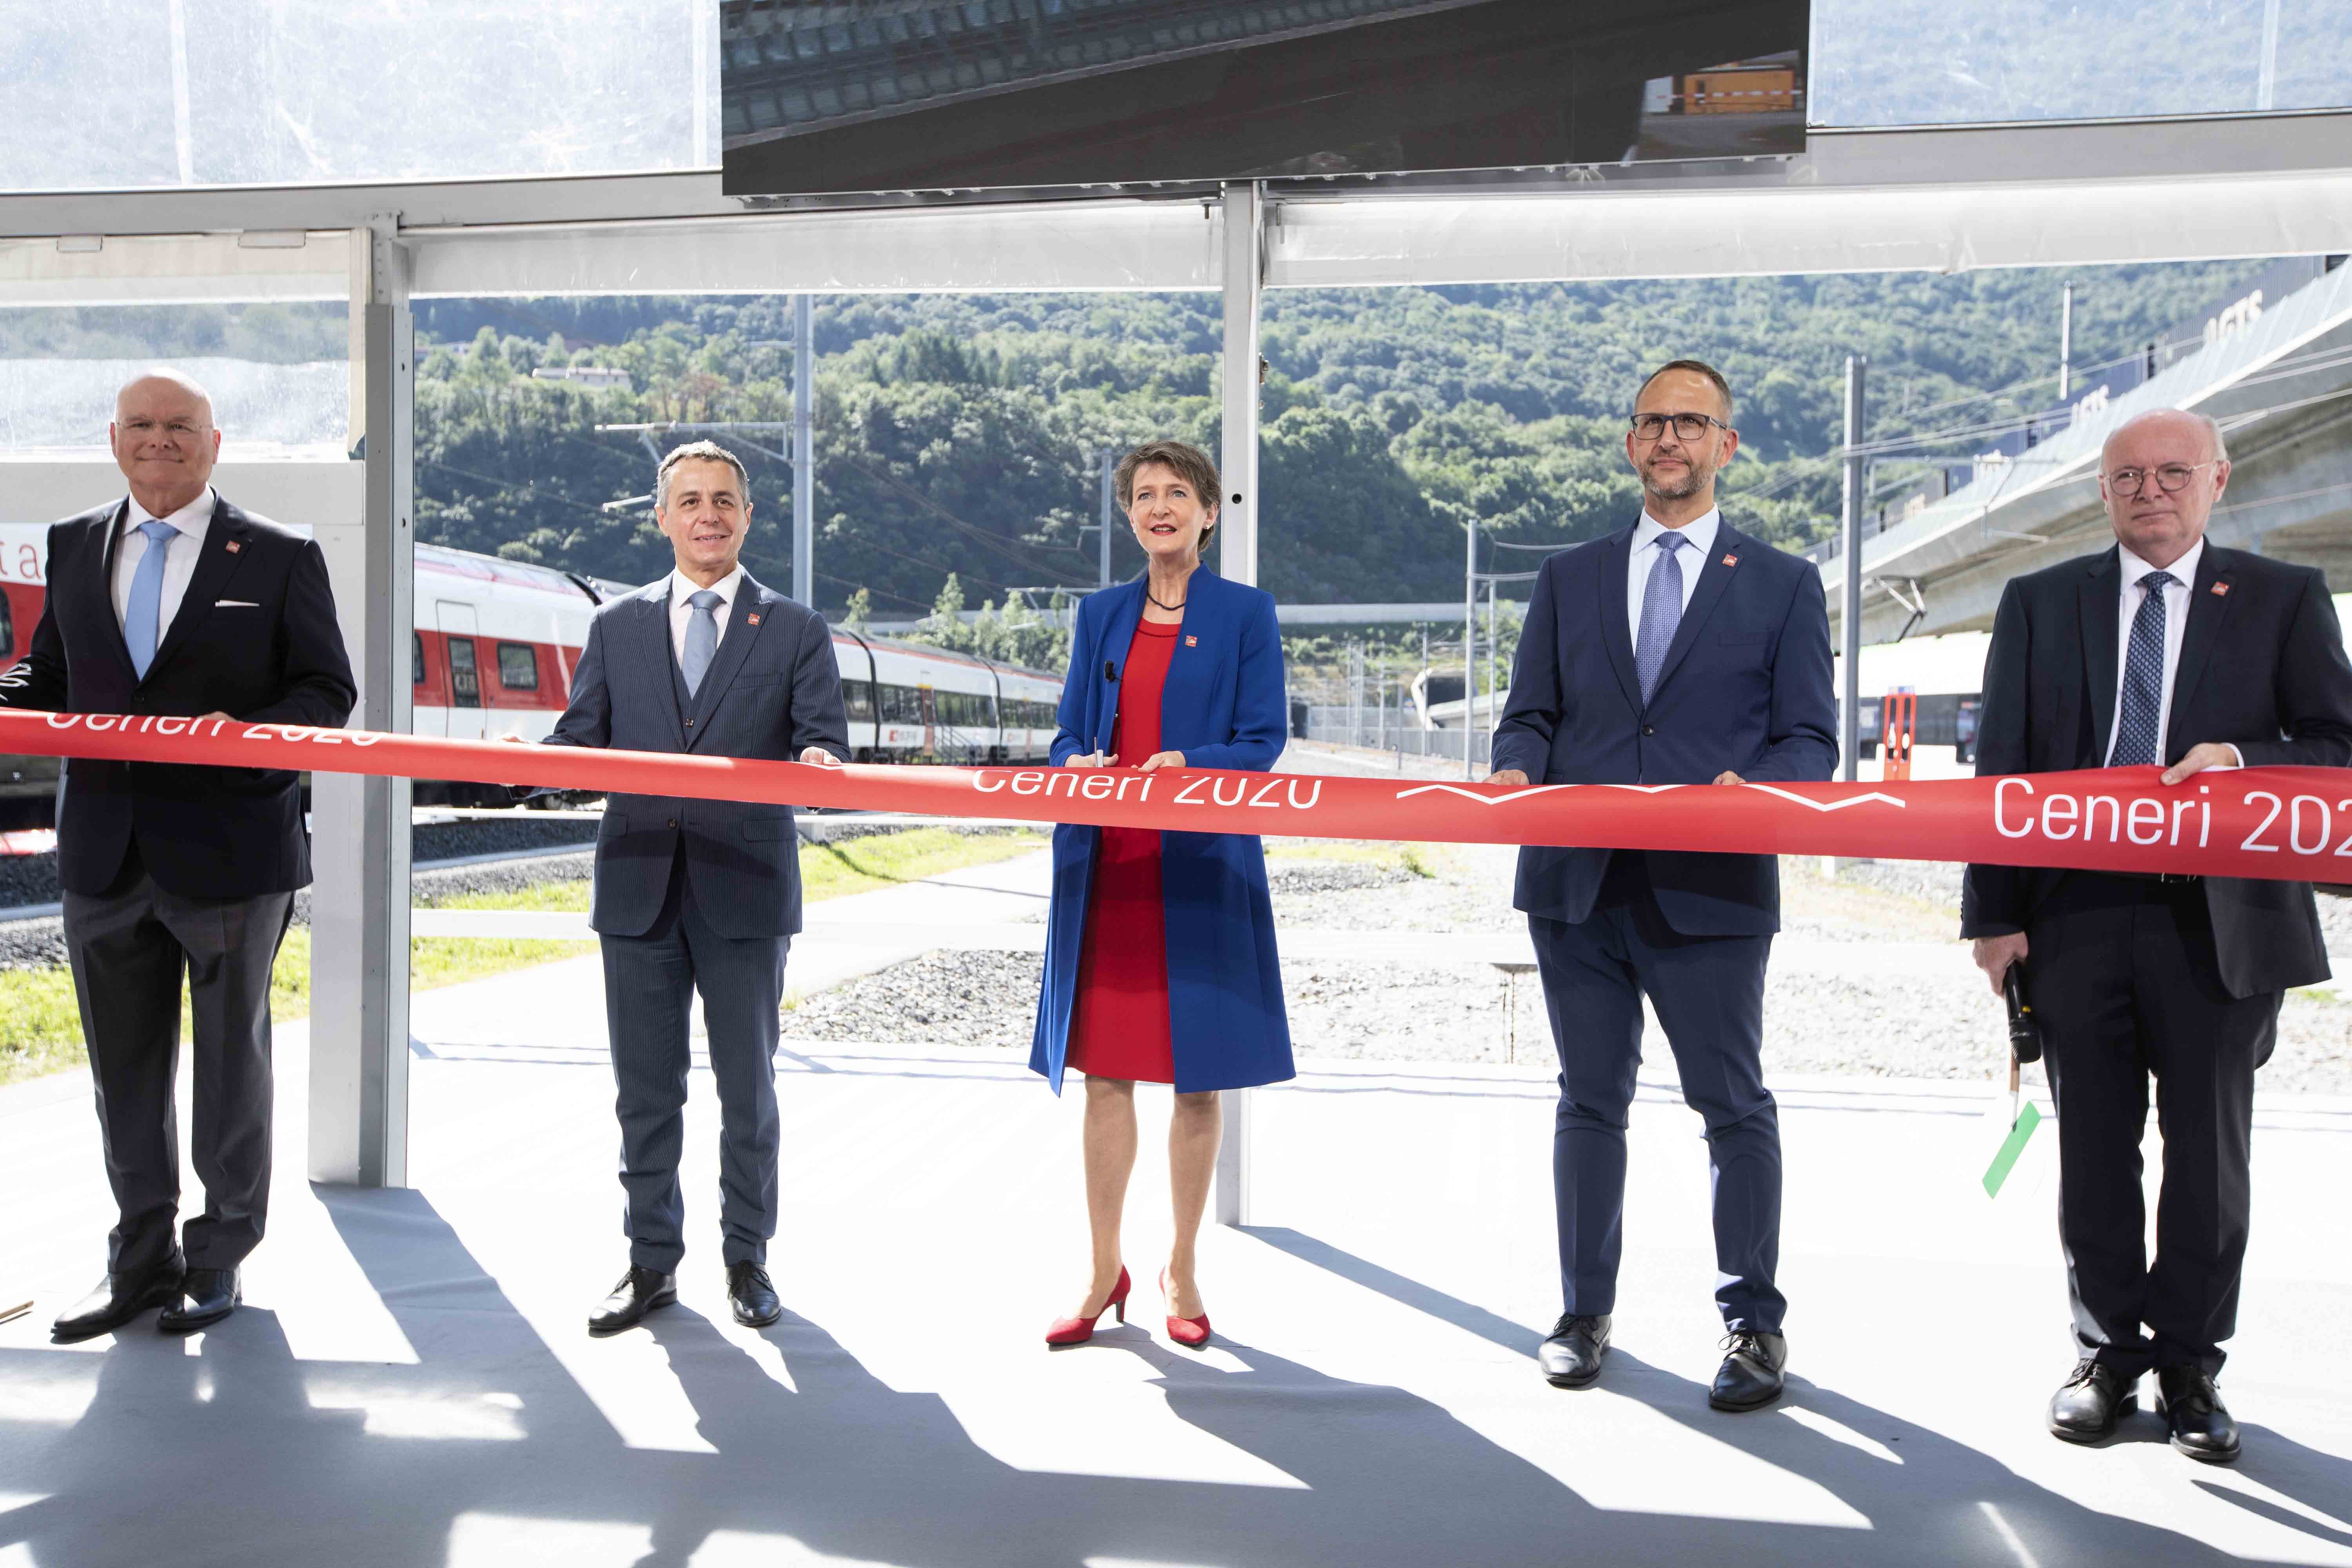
[0,827,1045,1086]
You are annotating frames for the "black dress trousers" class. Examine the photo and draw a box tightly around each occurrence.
[2026,871,2277,1379]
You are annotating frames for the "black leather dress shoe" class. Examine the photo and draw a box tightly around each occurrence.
[157,1269,241,1334]
[1538,1313,1611,1388]
[2157,1365,2241,1464]
[1709,1330,1788,1412]
[588,1266,677,1336]
[727,1262,782,1328]
[51,1268,183,1343]
[2047,1359,2138,1443]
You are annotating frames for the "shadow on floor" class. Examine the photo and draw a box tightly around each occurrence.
[0,1196,2306,1567]
[1243,1223,2264,1567]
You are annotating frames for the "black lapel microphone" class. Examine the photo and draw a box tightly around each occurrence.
[1103,659,1118,683]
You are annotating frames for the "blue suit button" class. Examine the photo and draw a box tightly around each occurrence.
[1642,724,1655,736]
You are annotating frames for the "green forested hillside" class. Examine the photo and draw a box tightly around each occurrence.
[1,258,2273,621]
[401,259,2267,614]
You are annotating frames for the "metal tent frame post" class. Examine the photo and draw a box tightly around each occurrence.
[309,217,415,1187]
[792,292,815,606]
[1463,521,1477,777]
[1099,449,1116,590]
[1839,355,1867,784]
[1214,180,1263,1229]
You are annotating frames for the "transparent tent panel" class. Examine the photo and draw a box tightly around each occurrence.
[0,0,718,192]
[0,358,348,455]
[0,303,348,454]
[4,2,2348,192]
[1811,0,2352,126]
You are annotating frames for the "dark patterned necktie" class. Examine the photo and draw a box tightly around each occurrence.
[2110,570,2176,767]
[1635,532,1688,705]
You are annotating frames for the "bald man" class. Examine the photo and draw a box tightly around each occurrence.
[0,372,354,1341]
[1964,408,2352,1463]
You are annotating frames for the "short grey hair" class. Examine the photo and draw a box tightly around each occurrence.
[2198,412,2230,463]
[654,439,750,510]
[2103,407,2230,466]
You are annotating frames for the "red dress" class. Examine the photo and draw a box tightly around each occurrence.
[1066,617,1182,1083]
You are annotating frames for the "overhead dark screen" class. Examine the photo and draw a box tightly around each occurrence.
[721,1,1809,198]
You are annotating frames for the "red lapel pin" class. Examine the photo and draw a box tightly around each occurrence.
[747,613,761,625]
[224,540,241,554]
[2210,582,2229,596]
[1185,635,1197,646]
[1721,554,1739,568]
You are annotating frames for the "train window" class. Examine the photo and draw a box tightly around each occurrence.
[844,683,875,721]
[0,591,14,660]
[412,632,425,686]
[936,691,988,727]
[878,683,923,723]
[447,638,482,708]
[496,641,539,690]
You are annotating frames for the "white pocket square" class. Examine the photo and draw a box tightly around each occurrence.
[214,599,261,608]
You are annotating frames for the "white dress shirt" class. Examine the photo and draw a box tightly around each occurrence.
[1626,507,1720,650]
[111,486,216,638]
[666,564,743,667]
[2103,538,2234,766]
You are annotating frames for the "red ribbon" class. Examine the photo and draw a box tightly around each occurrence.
[5,711,2346,882]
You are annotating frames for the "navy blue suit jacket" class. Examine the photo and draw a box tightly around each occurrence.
[0,495,355,898]
[1492,519,1837,935]
[1961,543,2352,997]
[546,573,849,940]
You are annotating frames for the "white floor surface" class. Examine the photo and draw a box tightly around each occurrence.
[5,971,2352,1564]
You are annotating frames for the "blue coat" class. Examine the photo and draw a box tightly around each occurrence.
[1027,570,1294,1094]
[1491,518,1837,936]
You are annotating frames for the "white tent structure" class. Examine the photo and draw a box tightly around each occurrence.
[5,0,2351,1211]
[13,11,2352,1565]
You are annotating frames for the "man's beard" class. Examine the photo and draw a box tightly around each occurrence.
[1641,457,1711,503]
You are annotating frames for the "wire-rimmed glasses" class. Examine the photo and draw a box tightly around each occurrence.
[2107,460,2218,497]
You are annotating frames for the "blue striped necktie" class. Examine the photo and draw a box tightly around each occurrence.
[125,519,177,679]
[1635,531,1688,705]
[2110,570,2176,767]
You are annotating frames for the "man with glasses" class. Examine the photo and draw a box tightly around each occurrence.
[1491,359,1835,1410]
[1964,408,2352,1462]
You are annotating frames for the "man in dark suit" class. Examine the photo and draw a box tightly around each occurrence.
[1964,408,2352,1463]
[541,441,849,1336]
[1491,359,1836,1411]
[0,370,355,1339]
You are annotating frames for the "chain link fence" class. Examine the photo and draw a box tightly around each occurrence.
[1303,706,1493,767]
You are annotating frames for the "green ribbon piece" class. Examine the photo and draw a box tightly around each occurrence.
[1982,1100,2043,1198]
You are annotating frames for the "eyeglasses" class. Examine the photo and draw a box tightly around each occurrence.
[2106,461,2217,497]
[1630,412,1731,443]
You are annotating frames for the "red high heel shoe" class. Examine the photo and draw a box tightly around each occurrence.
[1045,1266,1131,1347]
[1160,1267,1212,1349]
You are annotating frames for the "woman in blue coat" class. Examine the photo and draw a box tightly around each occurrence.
[1032,439,1292,1351]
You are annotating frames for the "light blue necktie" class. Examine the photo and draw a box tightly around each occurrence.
[681,589,723,697]
[2110,570,2176,767]
[124,519,177,679]
[1634,531,1688,705]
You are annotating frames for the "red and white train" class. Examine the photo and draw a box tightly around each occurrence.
[0,525,1065,824]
